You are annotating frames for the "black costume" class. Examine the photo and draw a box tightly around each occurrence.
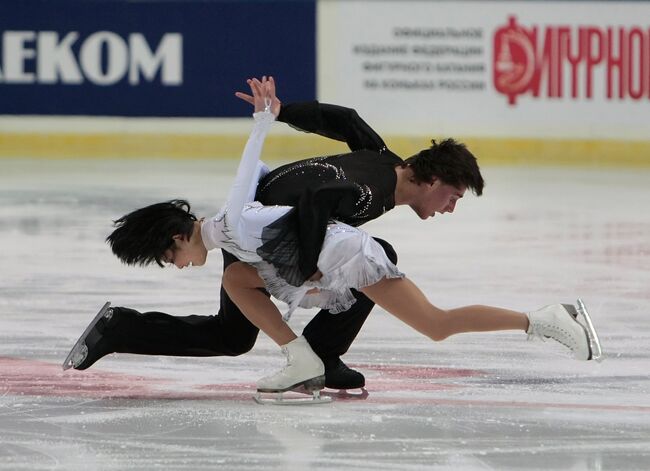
[81,102,404,384]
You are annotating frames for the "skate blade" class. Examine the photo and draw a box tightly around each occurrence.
[256,375,325,394]
[253,389,333,405]
[293,385,370,401]
[61,302,111,371]
[576,298,604,362]
[324,387,369,400]
[254,375,331,405]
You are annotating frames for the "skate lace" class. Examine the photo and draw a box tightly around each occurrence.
[526,323,545,342]
[279,346,293,371]
[527,323,574,352]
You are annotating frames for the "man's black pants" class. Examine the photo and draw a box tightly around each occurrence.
[107,238,397,362]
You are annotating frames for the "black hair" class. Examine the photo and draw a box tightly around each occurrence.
[402,139,484,196]
[106,199,197,267]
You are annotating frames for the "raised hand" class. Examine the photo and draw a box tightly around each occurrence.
[235,76,282,117]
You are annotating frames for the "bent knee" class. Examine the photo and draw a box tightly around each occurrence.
[428,331,450,342]
[223,262,261,290]
[427,311,452,342]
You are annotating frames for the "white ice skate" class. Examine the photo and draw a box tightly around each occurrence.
[527,298,603,361]
[254,336,332,405]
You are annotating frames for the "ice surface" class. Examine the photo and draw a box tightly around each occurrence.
[1,158,649,470]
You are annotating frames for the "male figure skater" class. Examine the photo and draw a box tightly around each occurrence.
[63,76,485,390]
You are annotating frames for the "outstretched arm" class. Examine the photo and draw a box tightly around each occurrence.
[235,76,386,152]
[277,101,387,153]
[225,77,276,230]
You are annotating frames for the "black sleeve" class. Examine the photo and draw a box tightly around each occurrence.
[277,101,387,153]
[256,181,380,285]
[295,181,377,279]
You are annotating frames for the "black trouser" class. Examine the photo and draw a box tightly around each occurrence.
[108,238,397,362]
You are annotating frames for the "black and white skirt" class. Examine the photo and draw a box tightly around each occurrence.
[254,222,404,320]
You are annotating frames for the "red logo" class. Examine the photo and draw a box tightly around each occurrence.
[493,16,650,105]
[494,17,537,105]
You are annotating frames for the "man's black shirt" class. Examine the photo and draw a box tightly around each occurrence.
[256,101,403,225]
[253,101,404,283]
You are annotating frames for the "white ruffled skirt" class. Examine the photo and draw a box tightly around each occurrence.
[254,222,404,320]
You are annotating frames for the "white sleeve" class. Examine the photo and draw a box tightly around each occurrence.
[224,110,275,232]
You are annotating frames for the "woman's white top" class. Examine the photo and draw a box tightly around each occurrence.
[200,111,290,263]
[200,110,403,319]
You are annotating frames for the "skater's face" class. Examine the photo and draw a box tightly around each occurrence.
[410,179,465,220]
[163,230,208,269]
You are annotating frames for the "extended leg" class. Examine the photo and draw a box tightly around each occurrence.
[361,277,593,359]
[361,277,528,340]
[66,250,260,370]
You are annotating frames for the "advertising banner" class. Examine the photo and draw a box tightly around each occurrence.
[0,0,316,117]
[318,1,650,139]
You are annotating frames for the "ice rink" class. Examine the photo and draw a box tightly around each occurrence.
[1,158,649,470]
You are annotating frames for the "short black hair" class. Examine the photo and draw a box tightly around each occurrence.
[402,139,484,196]
[106,199,197,267]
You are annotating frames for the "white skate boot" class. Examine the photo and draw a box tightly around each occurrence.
[526,299,602,361]
[254,336,331,405]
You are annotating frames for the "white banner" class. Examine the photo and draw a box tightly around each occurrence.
[318,1,650,139]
